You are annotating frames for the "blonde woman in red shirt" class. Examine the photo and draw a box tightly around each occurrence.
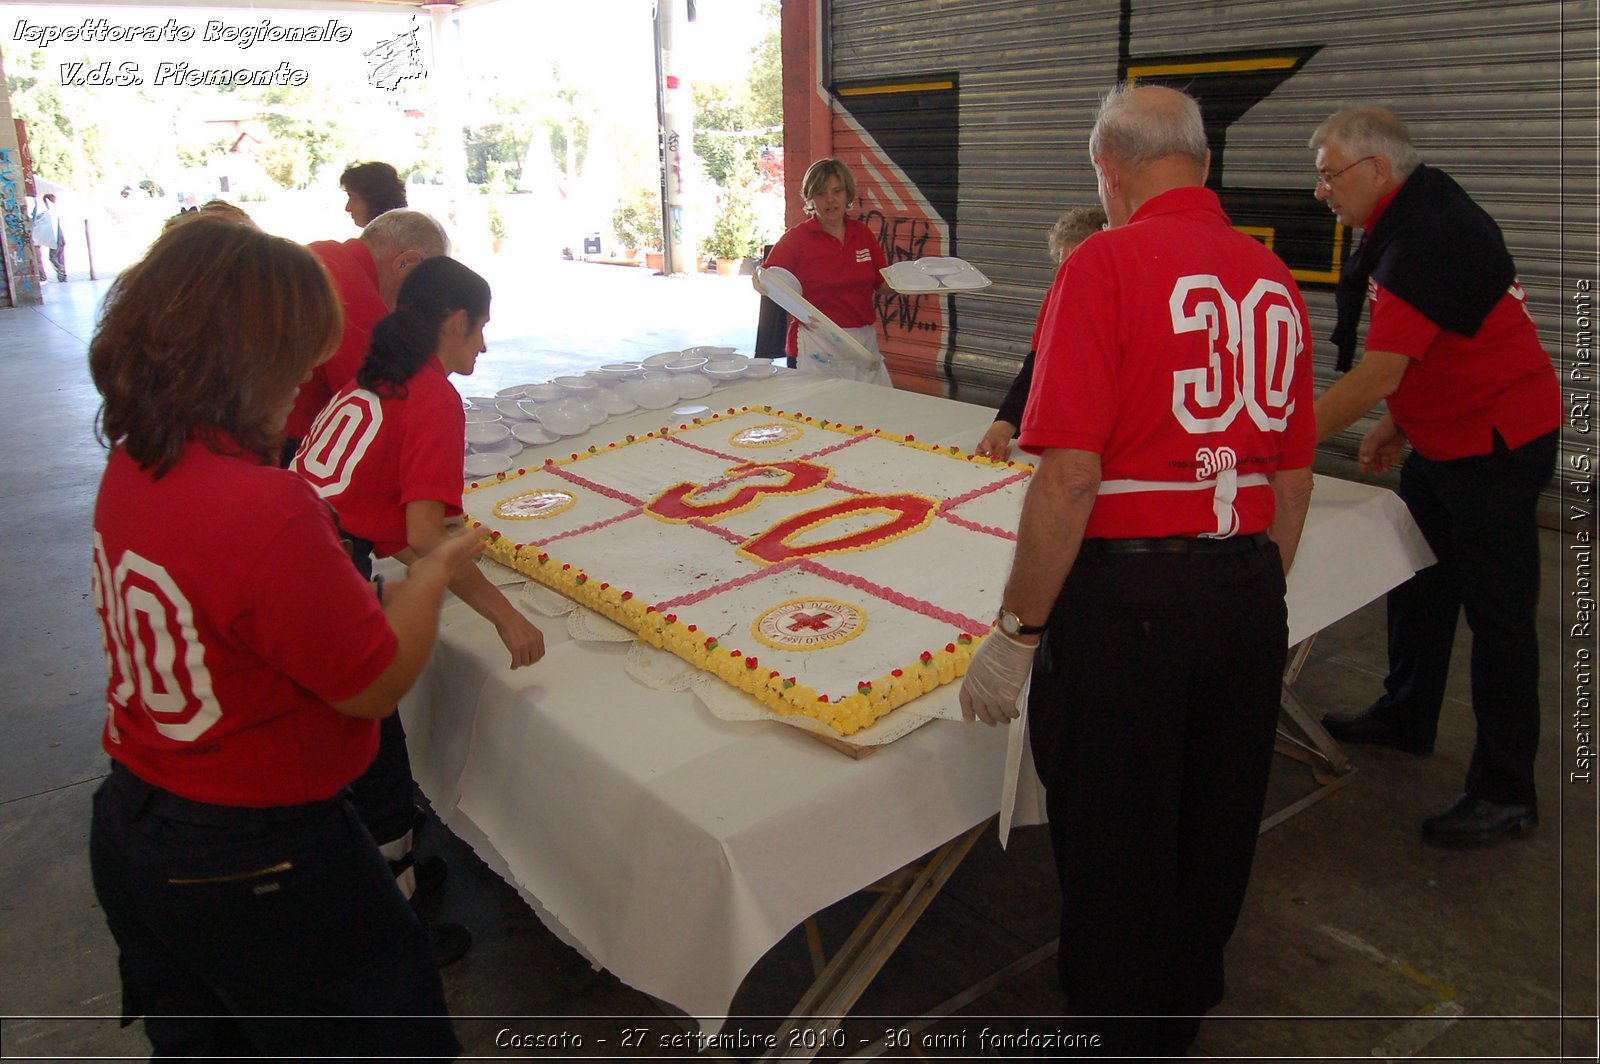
[764,157,893,385]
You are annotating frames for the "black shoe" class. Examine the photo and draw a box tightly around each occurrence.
[1421,794,1537,843]
[429,921,472,967]
[413,854,448,895]
[1321,708,1433,755]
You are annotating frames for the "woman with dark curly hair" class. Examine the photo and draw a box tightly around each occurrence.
[340,160,408,228]
[973,205,1108,461]
[88,217,474,1057]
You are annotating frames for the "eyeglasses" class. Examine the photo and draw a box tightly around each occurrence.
[1315,156,1377,191]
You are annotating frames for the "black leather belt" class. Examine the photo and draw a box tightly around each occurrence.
[109,761,343,826]
[1079,531,1271,556]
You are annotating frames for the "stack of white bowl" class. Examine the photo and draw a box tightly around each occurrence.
[460,348,781,478]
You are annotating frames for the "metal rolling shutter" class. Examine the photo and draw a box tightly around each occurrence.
[823,0,1595,523]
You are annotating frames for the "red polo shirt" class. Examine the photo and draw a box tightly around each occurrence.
[291,358,466,558]
[1021,187,1317,540]
[286,238,388,441]
[94,437,393,806]
[1359,186,1561,460]
[764,216,887,356]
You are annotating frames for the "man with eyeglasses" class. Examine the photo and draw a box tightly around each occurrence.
[1308,107,1560,844]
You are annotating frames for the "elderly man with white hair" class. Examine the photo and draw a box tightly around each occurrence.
[959,83,1315,1058]
[283,209,452,447]
[1309,107,1561,843]
[281,207,470,966]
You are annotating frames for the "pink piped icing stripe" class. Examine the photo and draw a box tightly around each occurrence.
[666,435,742,463]
[797,559,987,633]
[942,469,1031,509]
[938,510,1018,541]
[539,507,645,546]
[546,464,645,507]
[689,518,747,545]
[799,433,871,462]
[826,480,871,496]
[654,557,803,609]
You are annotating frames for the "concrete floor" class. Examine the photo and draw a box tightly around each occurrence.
[0,266,1594,1062]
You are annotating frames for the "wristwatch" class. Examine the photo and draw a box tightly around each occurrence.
[996,607,1046,637]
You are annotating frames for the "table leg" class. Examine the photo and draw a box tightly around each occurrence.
[760,818,992,1062]
[1268,633,1358,831]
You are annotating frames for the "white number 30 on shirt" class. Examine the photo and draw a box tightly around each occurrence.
[92,532,221,743]
[1168,275,1303,434]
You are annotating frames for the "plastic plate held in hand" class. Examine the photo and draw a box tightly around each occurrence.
[937,267,992,290]
[754,267,879,368]
[880,262,941,293]
[753,267,815,326]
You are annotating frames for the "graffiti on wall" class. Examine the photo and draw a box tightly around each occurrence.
[858,210,940,336]
[832,80,961,394]
[1120,4,1342,286]
[0,147,42,305]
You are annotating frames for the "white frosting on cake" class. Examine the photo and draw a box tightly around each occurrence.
[465,409,1029,735]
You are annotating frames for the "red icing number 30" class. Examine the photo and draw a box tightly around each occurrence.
[648,460,832,520]
[740,494,938,564]
[646,461,938,563]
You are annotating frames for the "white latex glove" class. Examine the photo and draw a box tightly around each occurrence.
[958,627,1038,727]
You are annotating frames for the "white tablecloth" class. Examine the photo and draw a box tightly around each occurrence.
[399,372,1434,1025]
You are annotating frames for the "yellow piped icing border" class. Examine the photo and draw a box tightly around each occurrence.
[464,406,1011,735]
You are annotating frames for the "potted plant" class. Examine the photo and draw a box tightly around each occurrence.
[701,182,759,276]
[487,202,508,253]
[611,203,643,260]
[613,188,663,268]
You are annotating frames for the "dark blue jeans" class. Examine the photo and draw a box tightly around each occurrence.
[1372,429,1556,806]
[90,762,458,1059]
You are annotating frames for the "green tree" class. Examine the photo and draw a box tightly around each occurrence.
[541,70,593,182]
[700,154,760,260]
[256,84,351,183]
[691,3,781,187]
[258,137,313,191]
[746,1,782,133]
[466,91,539,186]
[6,50,102,189]
[176,137,233,172]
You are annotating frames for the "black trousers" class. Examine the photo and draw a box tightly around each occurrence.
[90,762,458,1058]
[1028,539,1287,1059]
[343,537,420,847]
[1370,429,1556,806]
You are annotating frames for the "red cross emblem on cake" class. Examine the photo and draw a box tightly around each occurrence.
[754,598,866,651]
[786,610,835,632]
